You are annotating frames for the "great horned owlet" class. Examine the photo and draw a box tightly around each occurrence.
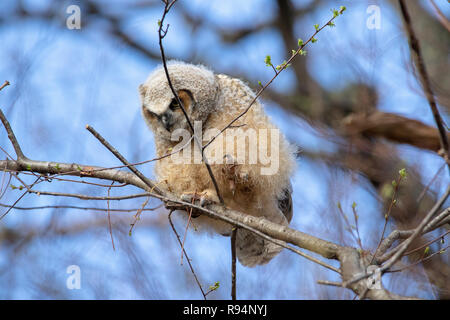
[139,61,296,267]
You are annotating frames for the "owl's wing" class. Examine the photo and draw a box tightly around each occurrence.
[236,182,293,267]
[277,182,293,223]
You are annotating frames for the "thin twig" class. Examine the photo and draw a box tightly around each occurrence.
[0,145,14,161]
[0,162,12,199]
[38,175,129,188]
[162,193,341,274]
[157,0,224,204]
[376,207,450,263]
[0,109,27,160]
[0,202,162,213]
[417,162,445,204]
[107,182,116,251]
[399,0,449,165]
[317,280,343,287]
[352,205,363,251]
[31,135,193,183]
[19,189,152,201]
[202,12,342,151]
[86,124,162,194]
[231,228,237,300]
[0,81,10,92]
[388,245,449,273]
[337,203,362,250]
[430,0,450,33]
[129,196,151,236]
[403,230,449,256]
[380,185,450,271]
[344,188,450,289]
[1,174,40,220]
[168,210,207,300]
[180,194,195,265]
[370,173,404,265]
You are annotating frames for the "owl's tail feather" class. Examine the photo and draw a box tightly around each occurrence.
[235,229,284,267]
[236,191,291,267]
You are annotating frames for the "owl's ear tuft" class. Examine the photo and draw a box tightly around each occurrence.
[138,84,146,100]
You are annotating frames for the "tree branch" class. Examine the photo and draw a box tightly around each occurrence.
[342,111,450,153]
[398,0,449,164]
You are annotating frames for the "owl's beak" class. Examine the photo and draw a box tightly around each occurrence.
[160,111,174,131]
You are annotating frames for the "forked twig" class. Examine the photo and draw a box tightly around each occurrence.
[168,210,207,300]
[86,124,162,194]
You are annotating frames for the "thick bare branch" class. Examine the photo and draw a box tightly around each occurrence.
[342,111,450,153]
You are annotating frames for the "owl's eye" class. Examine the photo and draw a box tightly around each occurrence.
[169,99,180,111]
[143,107,157,119]
[170,90,193,112]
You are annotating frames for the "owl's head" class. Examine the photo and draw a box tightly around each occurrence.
[139,61,219,141]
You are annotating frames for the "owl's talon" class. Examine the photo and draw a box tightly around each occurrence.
[199,197,212,207]
[181,192,200,203]
[181,190,219,208]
